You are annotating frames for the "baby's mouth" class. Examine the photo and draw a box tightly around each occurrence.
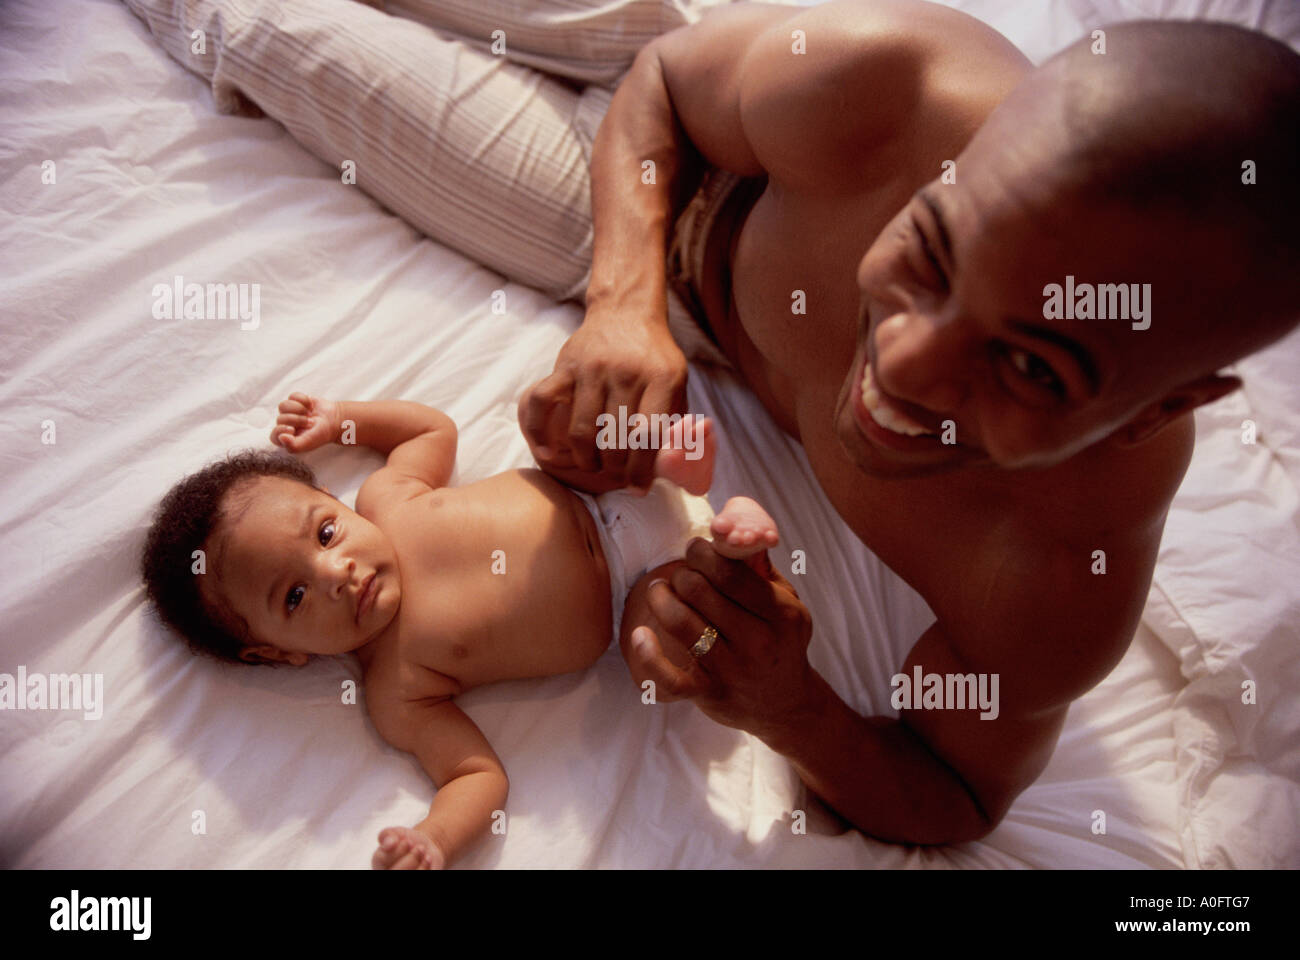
[355,572,377,624]
[860,365,938,437]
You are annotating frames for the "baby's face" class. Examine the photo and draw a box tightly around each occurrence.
[205,476,401,664]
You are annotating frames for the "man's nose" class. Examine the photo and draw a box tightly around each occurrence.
[873,309,968,412]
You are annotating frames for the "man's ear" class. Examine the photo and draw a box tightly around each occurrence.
[1118,373,1242,445]
[239,644,310,667]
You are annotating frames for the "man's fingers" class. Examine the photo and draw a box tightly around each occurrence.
[568,379,607,473]
[520,371,574,450]
[668,563,767,655]
[626,380,676,491]
[600,382,643,483]
[628,625,711,701]
[681,538,783,622]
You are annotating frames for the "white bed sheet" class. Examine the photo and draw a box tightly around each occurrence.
[1,0,1296,868]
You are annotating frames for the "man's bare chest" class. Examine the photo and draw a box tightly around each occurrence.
[720,180,910,428]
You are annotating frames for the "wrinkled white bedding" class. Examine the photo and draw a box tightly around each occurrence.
[1,0,1296,868]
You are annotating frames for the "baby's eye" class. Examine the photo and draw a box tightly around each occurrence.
[286,585,305,613]
[318,520,336,546]
[1007,347,1065,395]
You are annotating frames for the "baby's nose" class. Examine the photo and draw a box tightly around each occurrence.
[328,556,357,597]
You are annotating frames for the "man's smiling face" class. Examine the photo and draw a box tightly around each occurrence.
[202,476,401,665]
[833,56,1251,479]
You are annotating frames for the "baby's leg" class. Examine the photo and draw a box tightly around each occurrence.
[653,415,715,495]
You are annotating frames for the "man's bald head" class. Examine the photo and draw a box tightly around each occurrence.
[1013,20,1300,356]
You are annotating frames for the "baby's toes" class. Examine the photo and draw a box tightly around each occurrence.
[728,526,757,547]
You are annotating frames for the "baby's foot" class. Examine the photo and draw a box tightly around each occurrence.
[654,415,715,495]
[710,496,779,559]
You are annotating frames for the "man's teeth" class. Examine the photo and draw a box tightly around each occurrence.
[861,365,936,437]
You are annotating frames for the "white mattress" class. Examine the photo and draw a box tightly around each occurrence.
[2,0,1297,868]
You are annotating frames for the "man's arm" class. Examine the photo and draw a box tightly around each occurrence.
[764,627,1071,843]
[584,2,800,309]
[520,2,805,489]
[638,506,1164,843]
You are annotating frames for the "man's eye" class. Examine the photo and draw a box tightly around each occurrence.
[318,520,336,546]
[909,214,951,290]
[286,585,305,613]
[1008,347,1064,395]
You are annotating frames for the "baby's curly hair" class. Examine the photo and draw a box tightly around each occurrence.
[141,449,320,666]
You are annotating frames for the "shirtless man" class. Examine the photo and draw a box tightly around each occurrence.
[520,1,1300,842]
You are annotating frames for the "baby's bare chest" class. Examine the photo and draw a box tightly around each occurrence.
[374,476,613,687]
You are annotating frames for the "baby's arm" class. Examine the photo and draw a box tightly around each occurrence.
[368,697,509,869]
[270,392,457,511]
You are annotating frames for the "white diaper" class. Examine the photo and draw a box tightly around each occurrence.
[574,478,716,640]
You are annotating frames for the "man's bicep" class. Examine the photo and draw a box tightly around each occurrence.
[651,1,806,177]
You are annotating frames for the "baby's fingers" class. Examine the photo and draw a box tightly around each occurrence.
[391,848,426,870]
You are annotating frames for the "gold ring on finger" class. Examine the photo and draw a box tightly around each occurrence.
[690,624,719,658]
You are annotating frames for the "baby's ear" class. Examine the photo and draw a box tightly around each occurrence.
[239,644,310,667]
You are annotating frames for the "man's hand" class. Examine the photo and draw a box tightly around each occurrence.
[629,539,819,742]
[270,392,340,454]
[520,307,687,492]
[371,825,446,870]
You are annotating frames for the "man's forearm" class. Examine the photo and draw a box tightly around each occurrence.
[333,400,452,455]
[764,671,993,844]
[585,44,706,314]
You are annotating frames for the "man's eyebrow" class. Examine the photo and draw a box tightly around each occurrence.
[1008,321,1101,395]
[917,190,955,271]
[266,504,318,615]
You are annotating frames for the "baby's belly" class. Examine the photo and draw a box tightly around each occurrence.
[415,470,614,689]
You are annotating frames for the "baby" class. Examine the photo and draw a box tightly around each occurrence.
[139,392,779,869]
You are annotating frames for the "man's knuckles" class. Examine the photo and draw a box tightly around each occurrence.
[670,566,717,607]
[682,539,757,595]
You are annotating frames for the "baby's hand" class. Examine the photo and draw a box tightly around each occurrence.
[371,825,446,870]
[271,392,340,453]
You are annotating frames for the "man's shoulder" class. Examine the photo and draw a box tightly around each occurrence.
[936,417,1194,709]
[737,0,1031,195]
[1018,413,1195,544]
